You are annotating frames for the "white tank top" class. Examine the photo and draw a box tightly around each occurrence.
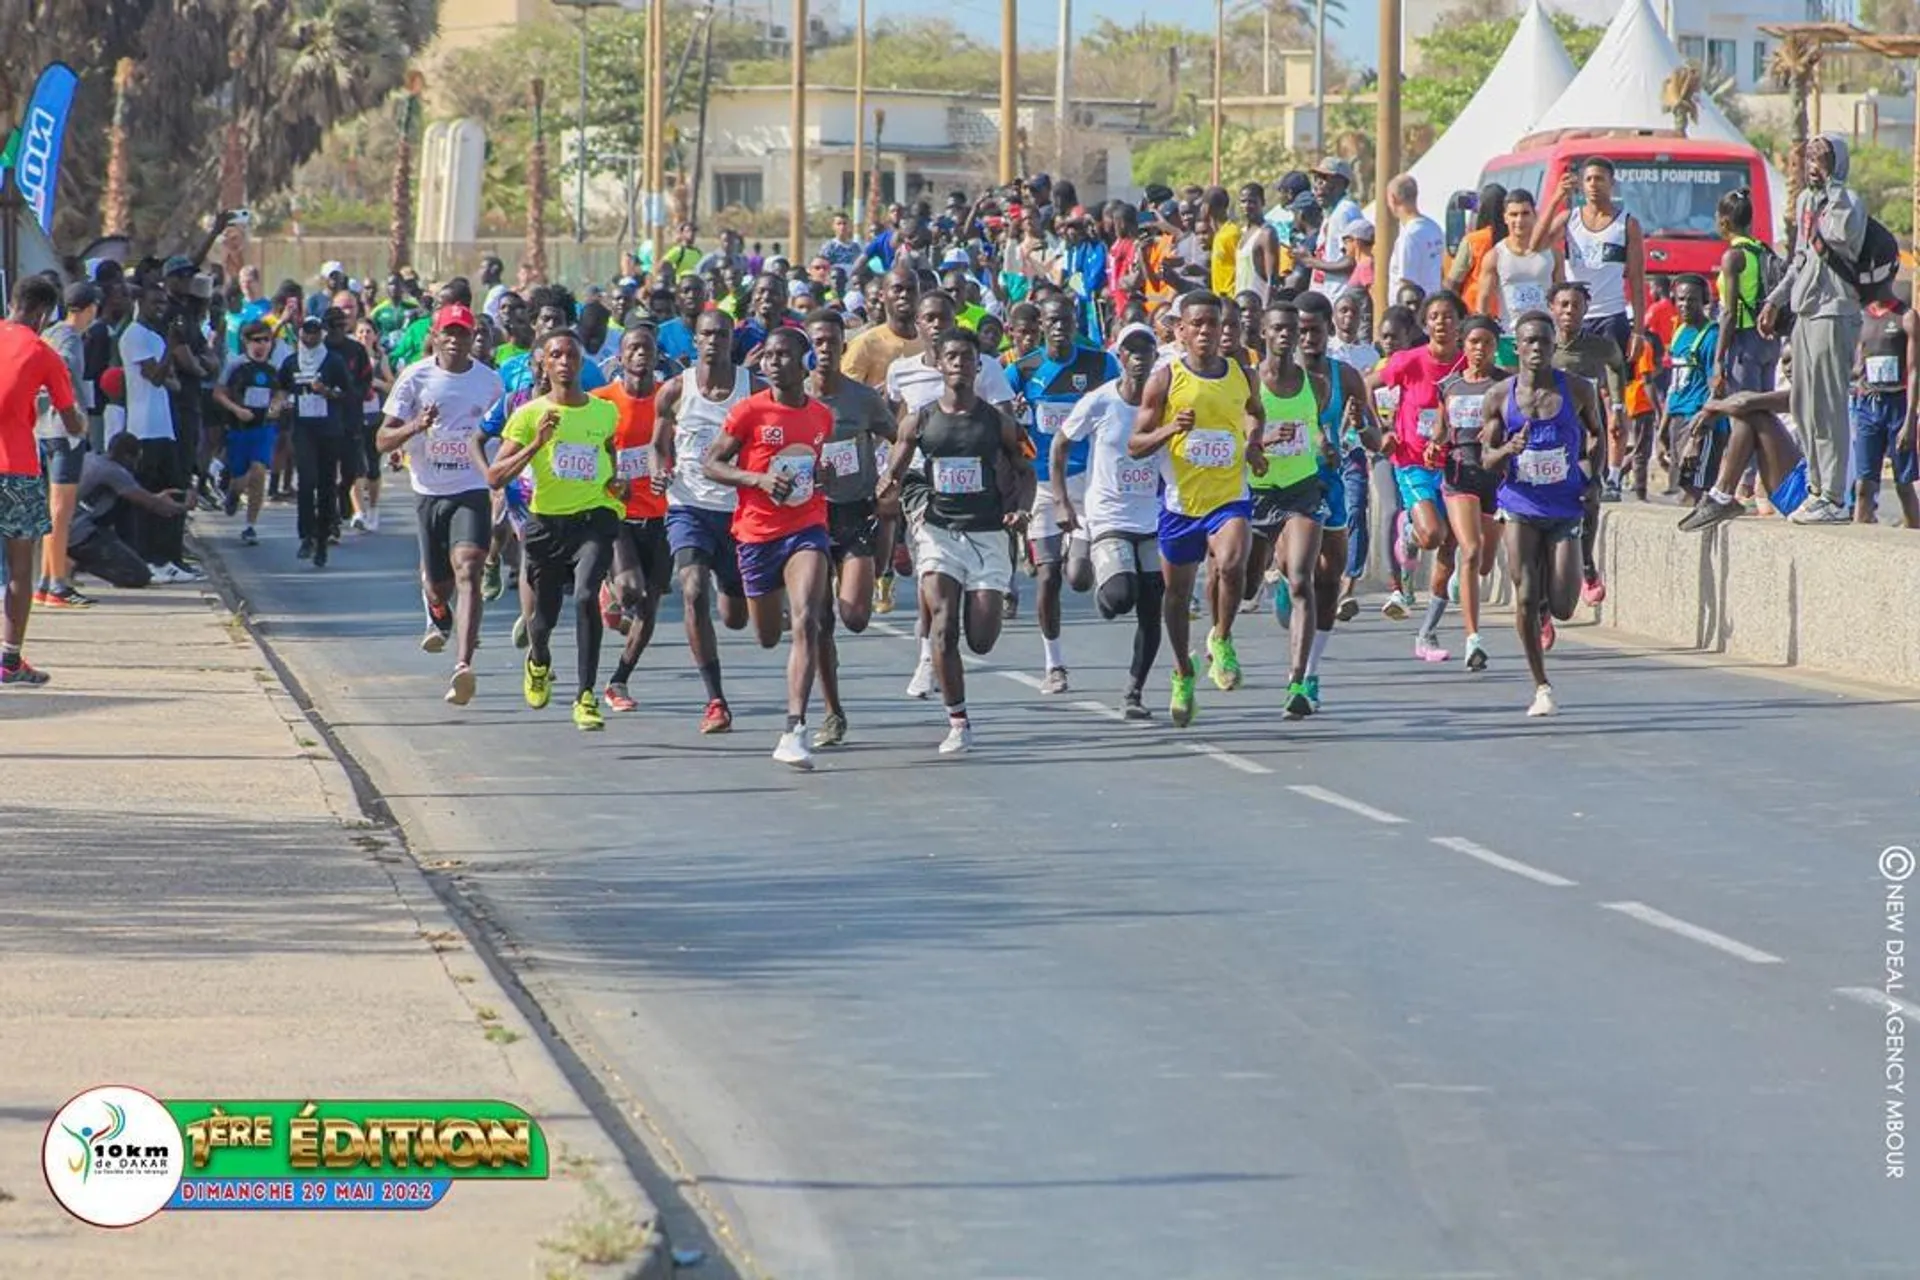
[668,365,748,512]
[1234,225,1271,306]
[1565,206,1630,320]
[1493,240,1556,330]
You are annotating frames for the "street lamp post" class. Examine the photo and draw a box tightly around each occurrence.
[553,0,620,245]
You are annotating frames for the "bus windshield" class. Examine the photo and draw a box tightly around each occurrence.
[1589,160,1752,238]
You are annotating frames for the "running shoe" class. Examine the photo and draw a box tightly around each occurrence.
[873,575,896,615]
[1206,631,1242,691]
[223,487,241,517]
[1284,681,1314,719]
[700,698,732,734]
[364,508,381,533]
[169,561,204,581]
[906,656,937,699]
[1600,478,1623,503]
[481,558,504,602]
[350,513,367,532]
[446,663,476,706]
[573,689,604,731]
[1678,497,1743,532]
[1122,690,1151,721]
[1527,684,1558,718]
[511,614,529,650]
[1790,496,1849,525]
[1169,666,1197,727]
[1540,617,1557,651]
[1271,579,1292,629]
[240,525,258,546]
[1335,594,1358,622]
[1303,674,1321,711]
[1040,667,1069,695]
[297,538,315,562]
[1464,633,1488,672]
[938,720,974,755]
[1003,590,1018,620]
[37,585,93,609]
[814,711,848,747]
[1580,569,1606,607]
[312,542,328,568]
[1414,633,1449,663]
[523,658,552,709]
[603,683,638,713]
[1381,589,1409,621]
[421,622,451,654]
[0,660,50,686]
[773,727,814,769]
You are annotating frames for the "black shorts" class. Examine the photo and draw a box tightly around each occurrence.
[1250,476,1324,535]
[1443,456,1502,508]
[1509,513,1584,543]
[613,516,672,593]
[415,489,492,582]
[524,506,619,582]
[828,498,879,561]
[360,415,383,478]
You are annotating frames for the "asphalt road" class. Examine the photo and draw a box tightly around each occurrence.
[202,495,1920,1280]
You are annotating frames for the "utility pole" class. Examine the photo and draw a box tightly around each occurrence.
[1314,0,1327,153]
[1373,0,1400,321]
[1263,7,1272,96]
[576,3,590,242]
[1210,0,1224,184]
[1055,0,1072,171]
[791,0,807,254]
[1000,0,1018,183]
[853,0,866,216]
[646,0,664,250]
[691,7,717,228]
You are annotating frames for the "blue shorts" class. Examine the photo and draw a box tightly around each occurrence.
[1395,463,1444,511]
[1157,499,1251,567]
[1770,457,1811,518]
[225,425,277,477]
[1850,391,1917,488]
[38,436,86,485]
[666,504,743,598]
[736,526,831,598]
[1317,465,1349,531]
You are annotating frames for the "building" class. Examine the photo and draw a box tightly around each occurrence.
[430,0,847,55]
[683,84,1157,218]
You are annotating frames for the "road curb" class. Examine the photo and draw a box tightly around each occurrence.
[189,532,676,1280]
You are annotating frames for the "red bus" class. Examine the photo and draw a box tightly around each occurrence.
[1468,131,1776,282]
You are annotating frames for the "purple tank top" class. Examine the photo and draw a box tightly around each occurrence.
[1496,372,1588,521]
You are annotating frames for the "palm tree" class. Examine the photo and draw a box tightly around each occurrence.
[101,57,135,237]
[527,77,550,285]
[1770,32,1821,248]
[389,69,424,276]
[1662,64,1702,137]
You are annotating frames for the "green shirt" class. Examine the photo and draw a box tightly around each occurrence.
[371,299,420,338]
[1552,335,1625,415]
[494,342,529,365]
[503,396,622,517]
[1255,375,1323,490]
[391,313,433,367]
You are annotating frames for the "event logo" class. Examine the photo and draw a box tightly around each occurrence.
[42,1086,185,1227]
[16,106,57,227]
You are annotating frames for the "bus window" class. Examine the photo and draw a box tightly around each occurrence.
[1578,160,1751,238]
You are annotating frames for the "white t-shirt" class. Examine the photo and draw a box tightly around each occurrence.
[118,322,175,442]
[885,355,1014,414]
[1312,196,1364,298]
[1328,339,1380,375]
[383,359,506,496]
[1388,214,1445,302]
[1057,379,1159,536]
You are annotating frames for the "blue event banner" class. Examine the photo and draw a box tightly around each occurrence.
[167,1177,453,1211]
[12,62,79,234]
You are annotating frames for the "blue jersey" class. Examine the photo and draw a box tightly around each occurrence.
[1013,345,1119,483]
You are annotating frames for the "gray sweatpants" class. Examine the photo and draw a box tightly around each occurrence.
[1788,313,1860,500]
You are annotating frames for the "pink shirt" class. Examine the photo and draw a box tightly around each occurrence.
[1378,344,1464,469]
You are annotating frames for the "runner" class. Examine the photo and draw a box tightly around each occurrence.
[805,307,896,746]
[1370,291,1468,661]
[376,302,504,705]
[211,320,282,546]
[702,327,837,769]
[591,323,672,713]
[1245,299,1324,716]
[1434,314,1505,671]
[486,330,622,731]
[1479,311,1605,717]
[841,263,923,616]
[1021,294,1118,693]
[878,328,1035,754]
[653,306,756,733]
[1368,304,1419,619]
[1128,291,1267,726]
[1054,322,1164,717]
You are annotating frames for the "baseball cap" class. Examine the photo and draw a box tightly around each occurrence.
[940,247,970,268]
[434,303,477,331]
[299,316,324,332]
[63,281,102,310]
[1312,157,1355,182]
[1112,321,1157,350]
[162,255,196,277]
[1344,218,1376,243]
[320,259,346,278]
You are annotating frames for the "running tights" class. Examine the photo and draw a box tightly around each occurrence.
[525,512,616,696]
[1096,571,1166,689]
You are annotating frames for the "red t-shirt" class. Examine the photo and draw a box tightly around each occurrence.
[1643,296,1679,348]
[0,320,77,476]
[720,389,832,544]
[592,382,667,519]
[1379,344,1465,469]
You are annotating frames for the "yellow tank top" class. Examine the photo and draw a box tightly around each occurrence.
[1160,357,1254,517]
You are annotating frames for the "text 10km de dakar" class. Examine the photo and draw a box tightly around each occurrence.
[170,1100,548,1177]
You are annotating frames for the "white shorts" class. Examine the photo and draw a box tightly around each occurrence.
[914,521,1014,595]
[1090,529,1161,586]
[1028,472,1091,545]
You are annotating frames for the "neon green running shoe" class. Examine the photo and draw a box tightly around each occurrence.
[1169,665,1197,727]
[523,658,553,710]
[1206,630,1242,691]
[572,688,604,731]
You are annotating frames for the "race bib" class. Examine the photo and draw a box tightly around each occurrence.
[550,441,601,481]
[1507,283,1545,312]
[297,393,327,419]
[243,385,273,410]
[1866,354,1902,386]
[873,441,893,475]
[821,438,861,476]
[1034,400,1073,436]
[616,446,650,481]
[1447,396,1483,437]
[1182,429,1237,469]
[770,452,816,505]
[1269,420,1310,457]
[932,456,984,495]
[1373,386,1400,417]
[1416,408,1443,441]
[1516,447,1569,486]
[1116,459,1159,496]
[426,431,473,468]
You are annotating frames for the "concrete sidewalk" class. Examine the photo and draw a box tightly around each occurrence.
[0,583,669,1279]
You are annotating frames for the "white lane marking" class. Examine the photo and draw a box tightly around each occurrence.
[1600,901,1784,965]
[1181,741,1272,775]
[1287,784,1407,825]
[1393,1083,1493,1094]
[868,620,914,640]
[997,670,1046,689]
[1431,836,1578,888]
[1072,699,1130,723]
[1835,987,1920,1019]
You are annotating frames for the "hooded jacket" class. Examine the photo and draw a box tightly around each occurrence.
[1766,132,1867,322]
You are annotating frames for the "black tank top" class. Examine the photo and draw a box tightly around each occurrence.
[1861,305,1908,392]
[1441,373,1498,469]
[915,399,1007,532]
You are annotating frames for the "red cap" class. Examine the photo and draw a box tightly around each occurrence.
[434,304,477,331]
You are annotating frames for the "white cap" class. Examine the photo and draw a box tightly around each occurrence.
[320,260,346,278]
[1111,321,1157,349]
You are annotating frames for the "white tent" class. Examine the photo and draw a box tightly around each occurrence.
[1528,0,1788,231]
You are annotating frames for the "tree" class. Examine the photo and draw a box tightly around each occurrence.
[389,71,424,274]
[1663,64,1702,137]
[1133,125,1303,193]
[1403,13,1604,133]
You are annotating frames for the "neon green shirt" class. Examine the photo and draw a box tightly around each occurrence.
[503,395,622,517]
